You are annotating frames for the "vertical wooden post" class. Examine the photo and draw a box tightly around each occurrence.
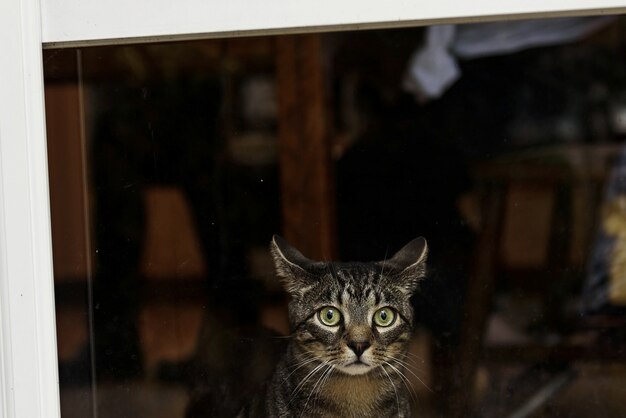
[275,34,337,261]
[449,184,505,417]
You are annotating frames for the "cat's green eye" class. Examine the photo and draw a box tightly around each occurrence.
[373,307,396,327]
[318,306,342,326]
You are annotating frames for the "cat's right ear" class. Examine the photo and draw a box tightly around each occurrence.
[270,235,316,297]
[384,237,428,295]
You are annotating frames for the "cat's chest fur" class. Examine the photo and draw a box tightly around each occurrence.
[319,374,387,416]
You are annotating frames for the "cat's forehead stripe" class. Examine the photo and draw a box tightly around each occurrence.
[306,262,413,309]
[331,288,341,305]
[371,290,378,305]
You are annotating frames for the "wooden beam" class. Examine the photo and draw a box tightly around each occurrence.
[275,34,337,261]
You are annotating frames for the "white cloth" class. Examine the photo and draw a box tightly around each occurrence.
[404,17,616,100]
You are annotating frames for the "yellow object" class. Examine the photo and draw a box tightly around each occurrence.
[602,195,626,305]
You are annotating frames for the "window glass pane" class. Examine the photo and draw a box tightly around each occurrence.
[44,15,626,418]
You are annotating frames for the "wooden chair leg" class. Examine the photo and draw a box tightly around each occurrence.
[449,186,505,417]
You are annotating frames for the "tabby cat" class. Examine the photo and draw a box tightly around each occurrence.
[241,235,428,417]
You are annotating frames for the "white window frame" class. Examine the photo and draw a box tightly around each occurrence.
[1,1,625,417]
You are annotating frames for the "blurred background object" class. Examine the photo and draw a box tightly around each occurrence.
[44,15,626,418]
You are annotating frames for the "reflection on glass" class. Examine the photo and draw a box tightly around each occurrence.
[44,15,626,418]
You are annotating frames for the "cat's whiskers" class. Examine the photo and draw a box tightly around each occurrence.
[379,248,389,282]
[403,350,427,364]
[285,350,318,370]
[372,348,426,376]
[383,361,418,406]
[387,355,433,393]
[327,263,337,279]
[288,349,319,363]
[316,362,335,404]
[300,362,335,417]
[379,364,401,413]
[289,361,328,404]
[281,356,320,386]
[386,352,427,373]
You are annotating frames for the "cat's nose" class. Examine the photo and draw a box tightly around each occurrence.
[348,340,371,357]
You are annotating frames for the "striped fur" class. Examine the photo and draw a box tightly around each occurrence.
[241,236,428,418]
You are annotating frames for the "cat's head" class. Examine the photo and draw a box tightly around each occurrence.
[270,235,427,376]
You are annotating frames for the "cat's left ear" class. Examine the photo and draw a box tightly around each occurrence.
[383,237,428,295]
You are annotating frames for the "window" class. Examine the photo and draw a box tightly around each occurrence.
[2,2,626,418]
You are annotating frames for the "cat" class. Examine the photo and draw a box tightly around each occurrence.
[240,235,428,417]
